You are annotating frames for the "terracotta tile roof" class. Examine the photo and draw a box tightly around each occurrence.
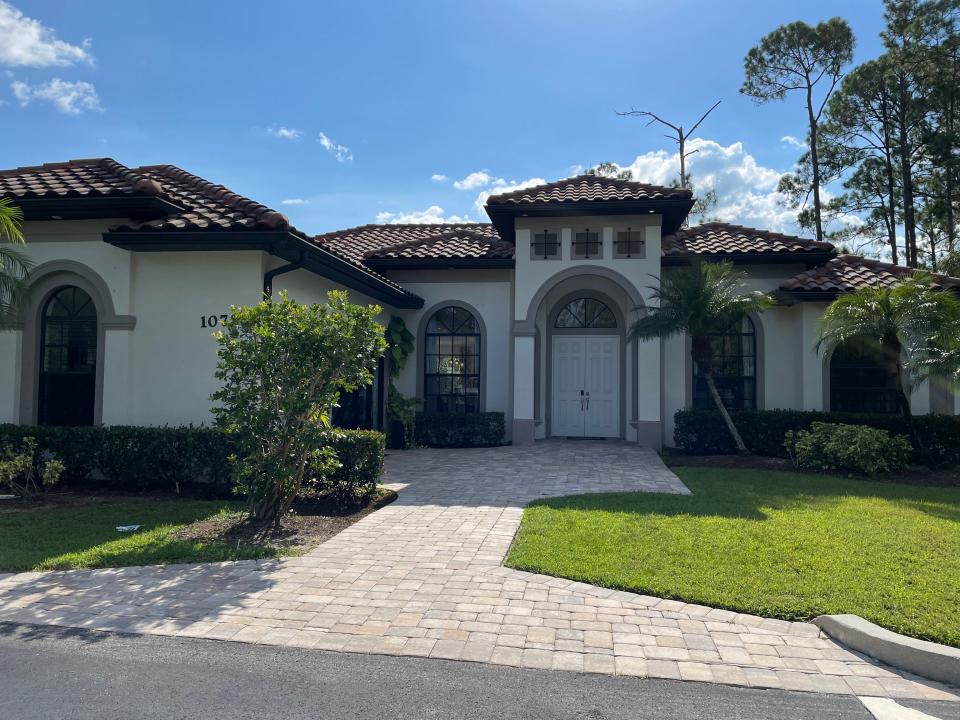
[113,164,292,233]
[315,223,507,262]
[662,222,834,256]
[485,174,692,206]
[781,255,960,293]
[0,158,161,199]
[0,157,418,304]
[363,228,513,260]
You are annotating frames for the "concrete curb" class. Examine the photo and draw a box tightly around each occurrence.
[813,614,960,687]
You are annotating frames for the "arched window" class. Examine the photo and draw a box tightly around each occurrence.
[39,286,97,426]
[424,306,480,414]
[554,298,617,329]
[830,336,898,413]
[692,316,756,411]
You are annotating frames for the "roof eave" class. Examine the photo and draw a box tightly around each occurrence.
[484,198,694,242]
[364,257,514,270]
[11,195,184,221]
[103,229,424,309]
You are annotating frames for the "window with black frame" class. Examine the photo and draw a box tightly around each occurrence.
[39,286,98,426]
[423,306,481,414]
[829,336,898,413]
[532,231,560,259]
[573,229,601,259]
[692,316,757,411]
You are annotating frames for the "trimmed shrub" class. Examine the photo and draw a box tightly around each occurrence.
[415,412,505,448]
[785,422,912,476]
[673,409,960,467]
[0,424,234,496]
[312,429,385,502]
[0,424,388,500]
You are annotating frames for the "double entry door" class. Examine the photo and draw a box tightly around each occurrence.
[551,335,620,438]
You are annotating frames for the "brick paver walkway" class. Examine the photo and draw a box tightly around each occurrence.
[0,441,955,701]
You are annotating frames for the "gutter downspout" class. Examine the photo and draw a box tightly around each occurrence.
[262,248,304,298]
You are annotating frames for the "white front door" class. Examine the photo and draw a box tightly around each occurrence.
[551,335,620,438]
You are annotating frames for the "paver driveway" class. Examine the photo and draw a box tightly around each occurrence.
[0,441,955,701]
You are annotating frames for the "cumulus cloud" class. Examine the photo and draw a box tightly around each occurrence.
[430,174,449,182]
[11,77,101,114]
[281,198,307,205]
[781,135,807,150]
[319,131,352,162]
[268,125,302,141]
[0,2,93,67]
[453,170,495,191]
[472,176,546,217]
[374,205,471,224]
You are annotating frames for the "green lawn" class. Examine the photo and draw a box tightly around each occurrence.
[506,468,960,648]
[0,500,283,572]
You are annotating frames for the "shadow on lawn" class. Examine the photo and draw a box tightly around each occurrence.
[525,468,960,524]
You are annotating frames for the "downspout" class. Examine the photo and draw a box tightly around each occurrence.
[262,247,304,299]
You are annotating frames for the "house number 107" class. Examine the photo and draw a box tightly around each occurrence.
[200,314,229,328]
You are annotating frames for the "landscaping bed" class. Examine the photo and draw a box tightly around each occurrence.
[0,489,395,572]
[506,467,960,648]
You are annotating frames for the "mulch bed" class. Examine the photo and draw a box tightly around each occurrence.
[665,453,960,487]
[172,488,398,550]
[0,490,180,513]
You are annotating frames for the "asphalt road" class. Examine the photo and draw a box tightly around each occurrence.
[0,623,954,720]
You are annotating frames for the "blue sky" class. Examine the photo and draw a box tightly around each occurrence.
[3,1,888,236]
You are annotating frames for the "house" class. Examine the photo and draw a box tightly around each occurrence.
[1,158,957,447]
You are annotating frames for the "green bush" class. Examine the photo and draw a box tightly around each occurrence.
[414,412,505,448]
[0,436,64,497]
[673,409,960,467]
[304,429,385,502]
[785,422,912,476]
[0,424,233,495]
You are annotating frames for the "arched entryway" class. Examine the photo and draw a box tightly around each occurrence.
[38,286,98,426]
[549,295,622,438]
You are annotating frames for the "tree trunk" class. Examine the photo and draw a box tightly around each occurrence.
[896,76,918,267]
[880,88,900,265]
[892,358,927,466]
[806,82,824,243]
[703,368,749,455]
[678,132,687,189]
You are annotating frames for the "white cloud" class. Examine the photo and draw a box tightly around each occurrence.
[375,205,470,224]
[472,176,546,217]
[453,170,494,191]
[11,77,101,114]
[318,131,352,162]
[430,174,449,182]
[281,198,307,205]
[605,138,856,237]
[781,135,806,150]
[0,2,93,67]
[268,125,302,141]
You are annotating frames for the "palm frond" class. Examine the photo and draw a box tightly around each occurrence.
[0,243,32,327]
[0,198,24,245]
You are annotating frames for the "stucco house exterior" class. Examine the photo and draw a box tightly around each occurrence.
[1,158,957,447]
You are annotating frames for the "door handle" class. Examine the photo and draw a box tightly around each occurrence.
[585,392,590,411]
[580,389,585,411]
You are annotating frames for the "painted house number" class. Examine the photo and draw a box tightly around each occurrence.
[200,314,230,328]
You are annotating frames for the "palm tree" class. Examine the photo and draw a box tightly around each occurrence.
[816,274,960,454]
[630,261,775,453]
[0,198,30,327]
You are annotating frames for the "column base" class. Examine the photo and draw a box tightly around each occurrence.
[511,418,536,445]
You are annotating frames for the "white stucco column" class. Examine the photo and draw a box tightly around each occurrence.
[800,303,825,410]
[100,329,133,425]
[512,334,536,444]
[0,330,22,423]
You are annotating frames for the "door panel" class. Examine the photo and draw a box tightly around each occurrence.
[551,336,585,436]
[584,336,619,437]
[551,335,620,438]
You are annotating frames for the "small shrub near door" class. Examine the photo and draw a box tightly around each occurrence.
[785,422,912,476]
[0,436,64,497]
[303,429,385,503]
[415,412,505,447]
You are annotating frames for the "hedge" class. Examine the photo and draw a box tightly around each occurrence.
[414,412,505,448]
[0,424,386,498]
[673,409,960,467]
